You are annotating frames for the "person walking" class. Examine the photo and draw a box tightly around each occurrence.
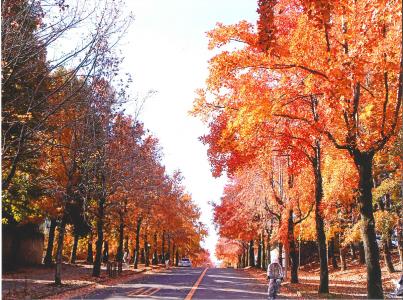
[123,250,130,267]
[267,256,284,299]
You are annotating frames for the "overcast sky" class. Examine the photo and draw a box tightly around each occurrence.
[121,0,258,263]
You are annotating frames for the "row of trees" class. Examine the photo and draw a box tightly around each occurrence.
[192,0,402,298]
[2,0,210,285]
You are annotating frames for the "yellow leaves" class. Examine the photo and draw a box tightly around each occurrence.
[326,224,343,241]
[342,220,362,247]
[373,177,400,201]
[374,210,398,237]
[359,103,374,121]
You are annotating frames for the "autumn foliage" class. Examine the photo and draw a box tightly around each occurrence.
[193,0,402,298]
[2,0,210,283]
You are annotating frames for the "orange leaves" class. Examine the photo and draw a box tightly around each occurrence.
[207,21,257,50]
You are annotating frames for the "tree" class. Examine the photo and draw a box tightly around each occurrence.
[193,1,402,297]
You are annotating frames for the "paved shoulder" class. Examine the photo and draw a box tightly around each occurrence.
[191,268,267,299]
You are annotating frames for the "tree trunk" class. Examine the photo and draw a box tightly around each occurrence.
[262,231,266,270]
[175,247,179,267]
[92,197,105,277]
[140,248,145,264]
[397,219,403,271]
[244,245,248,267]
[152,232,158,265]
[144,230,150,267]
[353,151,383,299]
[257,237,262,268]
[288,210,298,283]
[383,238,395,273]
[340,245,347,271]
[103,241,109,263]
[161,231,165,262]
[249,240,255,267]
[134,217,142,269]
[266,225,272,266]
[328,238,338,269]
[167,234,171,261]
[70,232,79,264]
[358,242,366,264]
[87,233,93,263]
[351,243,357,259]
[313,141,329,294]
[44,218,57,266]
[337,234,348,271]
[116,215,124,262]
[125,236,129,251]
[54,219,66,285]
[278,243,283,267]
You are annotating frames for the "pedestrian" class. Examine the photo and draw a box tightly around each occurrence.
[165,258,170,269]
[267,256,284,300]
[123,250,130,266]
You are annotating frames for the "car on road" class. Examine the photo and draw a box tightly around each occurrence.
[178,258,192,267]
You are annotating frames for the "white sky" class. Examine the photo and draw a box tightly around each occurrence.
[120,0,258,263]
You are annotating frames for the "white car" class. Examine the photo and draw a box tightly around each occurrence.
[178,258,192,267]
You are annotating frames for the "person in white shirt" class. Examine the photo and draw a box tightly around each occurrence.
[123,250,130,266]
[267,256,284,299]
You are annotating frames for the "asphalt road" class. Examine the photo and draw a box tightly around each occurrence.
[79,267,268,299]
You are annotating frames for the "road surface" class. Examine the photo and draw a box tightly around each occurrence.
[80,267,268,299]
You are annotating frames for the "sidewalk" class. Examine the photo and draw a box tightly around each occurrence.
[2,261,163,299]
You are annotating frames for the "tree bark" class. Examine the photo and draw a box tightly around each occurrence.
[340,246,347,271]
[87,233,93,263]
[249,240,255,267]
[328,238,338,269]
[278,243,283,267]
[243,243,249,268]
[262,231,266,270]
[353,151,383,299]
[103,241,109,263]
[266,225,272,266]
[116,215,124,262]
[351,243,357,259]
[92,196,105,277]
[144,230,150,267]
[358,242,366,264]
[397,219,403,271]
[152,231,158,265]
[288,210,299,283]
[175,247,179,267]
[161,231,165,262]
[44,218,57,266]
[167,234,171,261]
[134,217,142,269]
[313,141,329,294]
[70,232,79,264]
[54,219,66,285]
[257,237,262,268]
[383,238,395,273]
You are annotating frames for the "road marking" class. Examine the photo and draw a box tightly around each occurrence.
[184,268,208,300]
[145,287,160,296]
[128,287,146,296]
[128,287,161,297]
